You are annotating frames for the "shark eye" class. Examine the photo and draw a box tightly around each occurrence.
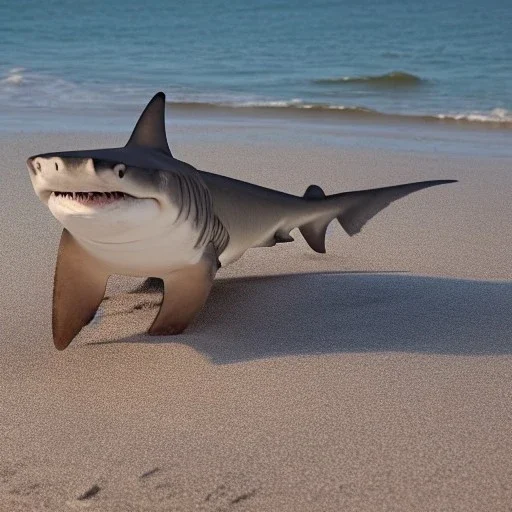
[114,163,126,178]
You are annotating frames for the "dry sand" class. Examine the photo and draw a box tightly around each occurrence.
[0,129,511,511]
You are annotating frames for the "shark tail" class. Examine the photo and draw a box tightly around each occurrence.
[299,180,457,253]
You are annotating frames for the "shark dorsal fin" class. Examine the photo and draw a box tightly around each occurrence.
[126,92,172,155]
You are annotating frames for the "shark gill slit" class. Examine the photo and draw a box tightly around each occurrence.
[172,172,228,254]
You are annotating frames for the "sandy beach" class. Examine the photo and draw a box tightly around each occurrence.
[1,121,511,511]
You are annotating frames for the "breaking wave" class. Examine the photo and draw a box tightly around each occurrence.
[0,67,25,85]
[167,100,512,128]
[0,67,143,111]
[1,67,510,129]
[313,71,424,86]
[435,108,512,124]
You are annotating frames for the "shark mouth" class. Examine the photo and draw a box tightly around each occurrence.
[52,191,136,206]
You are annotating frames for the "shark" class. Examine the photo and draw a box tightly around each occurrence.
[27,92,456,350]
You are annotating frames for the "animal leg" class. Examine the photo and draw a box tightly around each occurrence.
[148,247,217,336]
[53,229,109,350]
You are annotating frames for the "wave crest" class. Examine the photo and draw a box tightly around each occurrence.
[313,71,423,86]
[0,67,108,108]
[168,99,380,116]
[166,100,512,128]
[436,108,512,124]
[0,68,26,85]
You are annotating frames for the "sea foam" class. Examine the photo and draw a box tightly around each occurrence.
[0,68,25,85]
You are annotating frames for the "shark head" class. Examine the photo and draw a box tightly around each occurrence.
[27,93,196,243]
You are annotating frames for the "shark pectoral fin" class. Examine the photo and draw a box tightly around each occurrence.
[148,246,217,336]
[299,217,331,253]
[53,229,109,350]
[275,230,294,244]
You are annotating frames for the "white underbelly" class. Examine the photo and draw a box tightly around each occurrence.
[77,220,204,277]
[217,222,284,267]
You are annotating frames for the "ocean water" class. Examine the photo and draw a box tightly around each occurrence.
[1,0,511,129]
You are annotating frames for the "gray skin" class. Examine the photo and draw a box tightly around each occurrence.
[27,92,456,350]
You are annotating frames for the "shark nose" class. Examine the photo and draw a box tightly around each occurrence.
[26,157,39,175]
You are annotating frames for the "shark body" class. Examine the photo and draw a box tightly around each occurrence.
[27,92,456,350]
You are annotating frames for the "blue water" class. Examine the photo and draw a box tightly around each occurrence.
[1,0,511,127]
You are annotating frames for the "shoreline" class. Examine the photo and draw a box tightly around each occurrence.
[167,101,512,130]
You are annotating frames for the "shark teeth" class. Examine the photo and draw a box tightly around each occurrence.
[53,191,130,201]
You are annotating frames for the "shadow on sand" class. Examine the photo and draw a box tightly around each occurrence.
[89,272,512,363]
